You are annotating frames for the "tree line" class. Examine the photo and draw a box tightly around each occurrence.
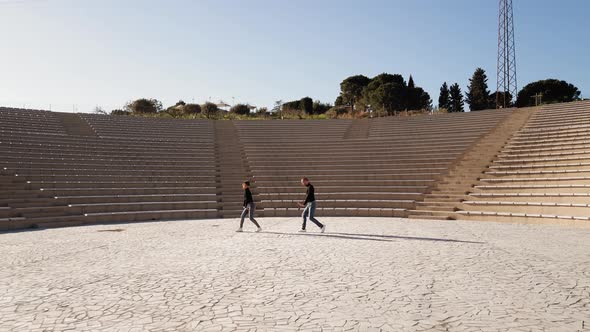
[333,73,432,116]
[106,69,582,119]
[109,99,271,119]
[111,98,337,120]
[280,97,332,115]
[438,67,582,112]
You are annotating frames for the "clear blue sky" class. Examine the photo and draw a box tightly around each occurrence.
[0,0,588,112]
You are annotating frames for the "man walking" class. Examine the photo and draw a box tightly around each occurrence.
[297,177,326,233]
[236,181,262,233]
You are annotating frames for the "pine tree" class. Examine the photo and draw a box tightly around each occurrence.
[466,68,492,111]
[339,75,371,109]
[449,83,464,113]
[438,82,450,110]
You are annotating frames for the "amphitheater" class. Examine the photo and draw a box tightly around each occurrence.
[2,101,590,228]
[1,102,590,331]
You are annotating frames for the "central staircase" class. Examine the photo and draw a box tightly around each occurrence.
[214,121,251,218]
[344,118,370,139]
[54,112,98,136]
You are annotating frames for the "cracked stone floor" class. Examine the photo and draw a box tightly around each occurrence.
[1,217,589,331]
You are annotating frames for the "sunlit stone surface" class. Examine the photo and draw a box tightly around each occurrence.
[1,217,589,331]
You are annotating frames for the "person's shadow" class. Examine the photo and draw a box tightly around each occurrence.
[261,231,483,245]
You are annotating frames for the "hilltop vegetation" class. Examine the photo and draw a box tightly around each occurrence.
[516,79,582,107]
[438,68,582,112]
[104,70,582,120]
[110,98,336,120]
[333,73,432,117]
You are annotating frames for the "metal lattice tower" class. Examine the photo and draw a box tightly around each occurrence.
[496,0,517,108]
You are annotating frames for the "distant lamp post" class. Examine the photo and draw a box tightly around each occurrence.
[531,93,543,106]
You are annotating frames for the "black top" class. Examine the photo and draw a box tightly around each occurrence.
[304,184,316,205]
[243,188,254,206]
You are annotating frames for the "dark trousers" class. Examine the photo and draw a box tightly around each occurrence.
[240,203,260,228]
[302,201,323,230]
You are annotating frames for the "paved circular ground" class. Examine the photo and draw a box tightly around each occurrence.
[1,217,589,332]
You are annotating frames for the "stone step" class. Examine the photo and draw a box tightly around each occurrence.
[416,201,458,207]
[407,210,456,220]
[406,214,453,220]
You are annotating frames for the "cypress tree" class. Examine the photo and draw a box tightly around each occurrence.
[449,83,465,113]
[438,82,450,110]
[408,75,415,88]
[405,75,417,110]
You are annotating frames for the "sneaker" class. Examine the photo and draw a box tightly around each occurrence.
[298,229,306,233]
[236,228,243,233]
[321,225,326,233]
[256,227,262,233]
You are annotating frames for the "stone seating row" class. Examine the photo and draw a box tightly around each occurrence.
[513,129,590,140]
[1,132,214,146]
[506,138,590,149]
[457,210,590,222]
[1,209,218,231]
[241,140,477,151]
[503,143,590,154]
[0,140,212,153]
[2,150,214,161]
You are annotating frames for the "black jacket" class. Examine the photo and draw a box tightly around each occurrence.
[243,188,254,207]
[304,184,316,205]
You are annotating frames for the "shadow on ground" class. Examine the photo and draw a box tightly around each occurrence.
[259,231,484,244]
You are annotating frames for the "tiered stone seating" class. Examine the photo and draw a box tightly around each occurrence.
[458,100,590,222]
[406,108,533,220]
[235,110,511,218]
[0,109,218,230]
[3,105,550,230]
[0,107,67,135]
[79,113,212,141]
[367,110,513,140]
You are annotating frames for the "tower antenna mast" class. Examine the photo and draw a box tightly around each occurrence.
[496,0,517,108]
